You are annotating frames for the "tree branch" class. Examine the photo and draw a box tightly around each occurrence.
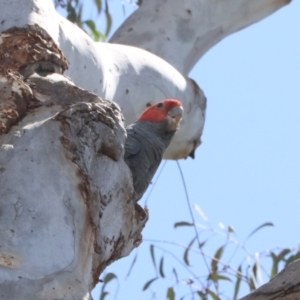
[110,0,291,75]
[241,259,300,300]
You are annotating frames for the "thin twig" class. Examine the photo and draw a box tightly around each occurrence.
[144,239,247,280]
[151,244,206,289]
[144,160,167,206]
[176,161,219,294]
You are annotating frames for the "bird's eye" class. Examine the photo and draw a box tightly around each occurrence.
[157,102,164,108]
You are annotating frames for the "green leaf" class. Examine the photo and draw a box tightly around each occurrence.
[83,20,101,41]
[84,20,96,31]
[173,268,178,282]
[99,291,108,300]
[104,0,112,36]
[125,252,138,279]
[196,291,206,300]
[83,20,106,41]
[250,263,258,290]
[94,0,102,14]
[228,226,235,233]
[174,221,194,228]
[83,20,97,31]
[167,287,176,300]
[279,248,291,259]
[252,262,257,278]
[210,274,232,282]
[183,237,196,266]
[77,4,83,26]
[150,244,157,271]
[159,256,165,278]
[233,265,242,300]
[211,246,224,274]
[270,249,291,278]
[142,277,158,291]
[103,272,117,284]
[198,240,207,249]
[97,32,106,42]
[285,251,300,265]
[66,2,77,23]
[245,222,274,242]
[270,251,279,278]
[206,289,220,300]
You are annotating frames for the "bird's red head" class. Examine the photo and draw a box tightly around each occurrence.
[139,99,183,121]
[138,99,183,131]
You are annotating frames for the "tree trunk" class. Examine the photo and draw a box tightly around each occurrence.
[0,25,147,300]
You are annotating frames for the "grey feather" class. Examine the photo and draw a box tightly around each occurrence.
[124,120,175,202]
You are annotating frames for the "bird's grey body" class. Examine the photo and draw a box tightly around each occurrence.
[124,121,175,202]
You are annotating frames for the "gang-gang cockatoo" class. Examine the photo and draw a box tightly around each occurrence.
[124,99,183,209]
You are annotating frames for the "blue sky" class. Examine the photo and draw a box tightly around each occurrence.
[58,1,300,299]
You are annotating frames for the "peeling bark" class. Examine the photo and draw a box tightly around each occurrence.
[0,24,68,135]
[0,67,32,134]
[0,25,147,300]
[241,259,300,300]
[0,25,67,73]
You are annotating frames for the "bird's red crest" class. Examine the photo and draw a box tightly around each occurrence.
[138,99,182,122]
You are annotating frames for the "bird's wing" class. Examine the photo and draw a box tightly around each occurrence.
[125,127,157,201]
[124,127,143,162]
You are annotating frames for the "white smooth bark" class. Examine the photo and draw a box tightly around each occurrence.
[110,0,291,75]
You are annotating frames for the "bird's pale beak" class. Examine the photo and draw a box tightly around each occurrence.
[167,105,183,131]
[168,105,184,121]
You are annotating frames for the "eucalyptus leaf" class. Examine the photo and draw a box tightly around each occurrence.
[142,277,158,291]
[167,287,175,300]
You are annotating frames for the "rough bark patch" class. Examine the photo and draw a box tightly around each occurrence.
[0,67,32,134]
[0,24,69,135]
[0,24,68,73]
